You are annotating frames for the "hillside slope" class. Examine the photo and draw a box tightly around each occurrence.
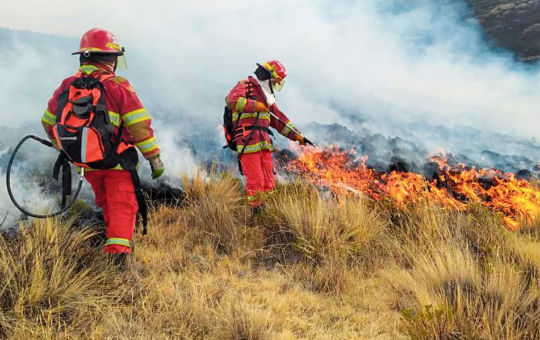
[465,0,540,61]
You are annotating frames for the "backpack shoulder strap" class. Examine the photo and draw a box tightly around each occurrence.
[99,74,115,83]
[56,74,83,121]
[242,79,255,98]
[56,92,69,123]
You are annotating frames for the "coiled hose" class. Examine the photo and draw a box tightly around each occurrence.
[6,135,84,218]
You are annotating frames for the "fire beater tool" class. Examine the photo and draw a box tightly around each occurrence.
[6,135,84,219]
[267,111,315,146]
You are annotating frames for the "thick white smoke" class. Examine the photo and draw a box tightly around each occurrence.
[3,0,540,146]
[2,0,539,135]
[1,0,540,227]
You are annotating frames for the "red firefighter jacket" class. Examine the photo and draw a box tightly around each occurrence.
[42,63,161,164]
[225,76,298,153]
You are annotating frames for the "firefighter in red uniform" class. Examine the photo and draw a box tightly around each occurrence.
[42,28,164,265]
[225,60,307,215]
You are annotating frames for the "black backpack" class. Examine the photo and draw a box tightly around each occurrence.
[222,106,239,151]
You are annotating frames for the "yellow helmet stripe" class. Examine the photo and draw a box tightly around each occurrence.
[263,62,281,82]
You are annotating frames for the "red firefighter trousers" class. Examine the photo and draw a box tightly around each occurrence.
[239,151,275,207]
[85,170,138,254]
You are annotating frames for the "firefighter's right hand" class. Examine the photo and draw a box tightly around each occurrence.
[254,101,269,113]
[149,155,165,179]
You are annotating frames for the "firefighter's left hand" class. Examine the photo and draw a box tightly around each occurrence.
[293,134,307,146]
[149,155,165,179]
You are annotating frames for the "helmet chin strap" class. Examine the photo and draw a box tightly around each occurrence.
[269,79,275,95]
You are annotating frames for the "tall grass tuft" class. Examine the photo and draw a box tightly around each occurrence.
[388,203,540,339]
[0,217,116,338]
[182,169,249,254]
[215,300,273,340]
[263,182,387,292]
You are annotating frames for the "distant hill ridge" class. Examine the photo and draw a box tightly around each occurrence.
[465,0,540,61]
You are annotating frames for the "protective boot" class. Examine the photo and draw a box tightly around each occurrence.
[109,253,129,270]
[249,204,265,226]
[251,205,263,216]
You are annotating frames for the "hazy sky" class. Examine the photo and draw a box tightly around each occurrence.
[2,0,539,137]
[3,0,540,155]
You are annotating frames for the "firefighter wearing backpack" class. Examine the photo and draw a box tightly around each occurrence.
[225,60,307,215]
[41,28,164,264]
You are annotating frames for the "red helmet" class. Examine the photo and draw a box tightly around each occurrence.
[72,28,124,56]
[258,60,287,84]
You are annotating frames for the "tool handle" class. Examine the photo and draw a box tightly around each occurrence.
[268,111,316,146]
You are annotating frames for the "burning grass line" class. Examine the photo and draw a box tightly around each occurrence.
[285,146,540,230]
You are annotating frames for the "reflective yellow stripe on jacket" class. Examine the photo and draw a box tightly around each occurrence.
[280,121,294,137]
[42,109,56,126]
[108,111,121,127]
[232,111,271,123]
[237,141,274,153]
[123,108,152,127]
[235,98,248,113]
[136,137,159,155]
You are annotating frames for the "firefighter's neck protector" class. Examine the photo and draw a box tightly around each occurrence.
[255,78,276,106]
[80,54,127,72]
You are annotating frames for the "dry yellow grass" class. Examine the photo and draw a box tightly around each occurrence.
[1,169,539,339]
[0,217,118,338]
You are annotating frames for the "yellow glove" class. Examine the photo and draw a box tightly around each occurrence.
[149,155,165,179]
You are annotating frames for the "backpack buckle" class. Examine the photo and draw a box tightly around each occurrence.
[69,96,93,117]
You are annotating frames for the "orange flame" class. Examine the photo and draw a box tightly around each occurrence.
[285,146,540,230]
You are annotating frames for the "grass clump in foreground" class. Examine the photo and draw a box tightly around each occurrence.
[0,218,119,339]
[2,169,540,339]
